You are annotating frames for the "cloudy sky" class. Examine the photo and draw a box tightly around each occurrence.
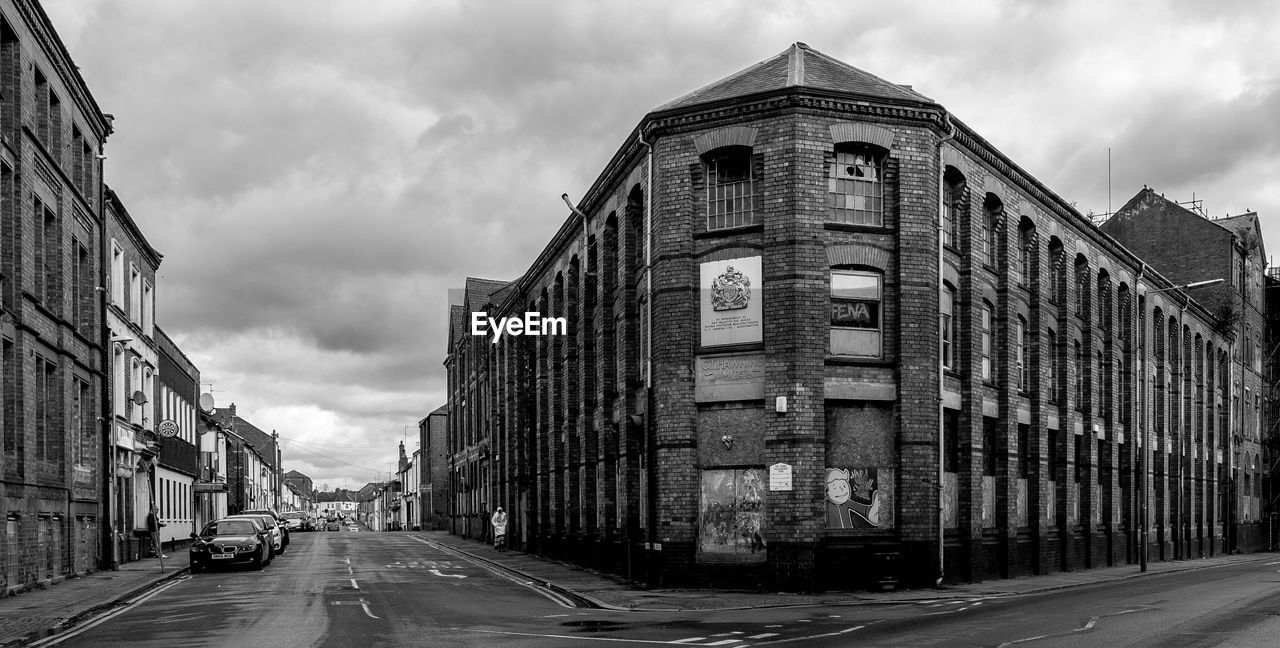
[43,0,1280,491]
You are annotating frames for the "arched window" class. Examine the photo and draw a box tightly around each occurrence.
[829,144,884,226]
[941,283,956,370]
[1074,339,1083,410]
[982,194,1002,267]
[981,300,994,382]
[1048,328,1059,403]
[1075,258,1087,317]
[706,147,755,230]
[1016,315,1028,392]
[1048,240,1064,303]
[1017,225,1034,288]
[942,167,965,248]
[1097,350,1106,417]
[830,269,882,358]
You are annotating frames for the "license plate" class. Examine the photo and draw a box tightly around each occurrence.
[211,554,234,559]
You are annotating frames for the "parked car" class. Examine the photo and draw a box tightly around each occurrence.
[227,513,285,555]
[326,520,341,531]
[280,511,307,532]
[241,509,290,550]
[189,518,271,572]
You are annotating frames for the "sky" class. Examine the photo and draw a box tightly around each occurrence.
[41,0,1280,491]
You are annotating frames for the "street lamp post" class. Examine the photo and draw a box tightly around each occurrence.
[1138,277,1224,571]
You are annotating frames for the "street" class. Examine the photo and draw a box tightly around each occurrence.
[29,532,1280,648]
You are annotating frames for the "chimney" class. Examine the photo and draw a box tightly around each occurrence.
[398,441,408,473]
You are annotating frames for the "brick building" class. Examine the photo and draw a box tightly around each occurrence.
[418,405,448,529]
[445,43,1271,589]
[154,326,200,548]
[104,187,161,565]
[213,403,280,514]
[0,0,112,592]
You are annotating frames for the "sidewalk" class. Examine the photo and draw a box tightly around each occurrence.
[423,532,1274,611]
[0,557,187,647]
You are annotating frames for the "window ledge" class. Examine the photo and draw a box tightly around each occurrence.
[823,222,891,234]
[826,356,891,367]
[694,224,763,240]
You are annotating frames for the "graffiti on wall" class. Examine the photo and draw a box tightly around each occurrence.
[699,468,766,555]
[825,467,893,529]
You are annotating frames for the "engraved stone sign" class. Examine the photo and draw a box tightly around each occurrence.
[695,353,765,402]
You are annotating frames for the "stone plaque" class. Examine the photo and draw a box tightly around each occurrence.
[695,353,765,402]
[700,256,763,347]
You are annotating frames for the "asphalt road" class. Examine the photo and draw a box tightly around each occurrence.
[27,530,1280,647]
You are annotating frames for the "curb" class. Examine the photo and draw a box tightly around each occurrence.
[2,566,189,648]
[425,536,1275,613]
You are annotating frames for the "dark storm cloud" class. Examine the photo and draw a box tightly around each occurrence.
[43,0,1280,487]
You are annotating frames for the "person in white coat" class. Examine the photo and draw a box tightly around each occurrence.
[490,507,508,552]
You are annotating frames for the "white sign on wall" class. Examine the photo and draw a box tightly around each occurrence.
[700,256,763,347]
[769,462,793,491]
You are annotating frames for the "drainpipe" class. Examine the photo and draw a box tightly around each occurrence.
[1136,264,1147,572]
[638,128,655,585]
[936,113,955,587]
[98,153,116,570]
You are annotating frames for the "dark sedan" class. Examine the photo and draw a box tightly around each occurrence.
[188,518,272,572]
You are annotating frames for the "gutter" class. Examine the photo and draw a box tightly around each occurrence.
[936,112,955,587]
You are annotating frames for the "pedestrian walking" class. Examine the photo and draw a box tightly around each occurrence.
[146,505,167,559]
[490,507,508,552]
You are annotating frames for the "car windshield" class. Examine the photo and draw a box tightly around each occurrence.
[203,520,258,536]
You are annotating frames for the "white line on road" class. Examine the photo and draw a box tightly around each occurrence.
[753,625,865,645]
[27,576,190,647]
[745,634,779,640]
[670,638,707,644]
[1074,617,1099,632]
[997,635,1048,648]
[702,640,746,646]
[408,535,579,609]
[350,579,360,589]
[429,568,467,579]
[361,598,379,619]
[1265,560,1280,566]
[453,628,750,645]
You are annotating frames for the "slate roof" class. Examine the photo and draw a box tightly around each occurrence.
[654,42,934,113]
[464,277,510,312]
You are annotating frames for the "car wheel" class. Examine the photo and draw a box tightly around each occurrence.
[252,548,265,571]
[190,560,203,574]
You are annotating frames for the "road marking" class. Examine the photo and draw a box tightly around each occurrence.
[408,535,581,608]
[671,638,707,644]
[27,576,189,647]
[997,635,1048,648]
[753,625,864,645]
[361,599,380,619]
[1265,560,1280,566]
[711,632,743,637]
[1075,617,1099,632]
[702,641,746,646]
[745,634,779,639]
[765,625,782,628]
[348,566,353,575]
[453,628,749,644]
[350,579,360,589]
[429,568,467,579]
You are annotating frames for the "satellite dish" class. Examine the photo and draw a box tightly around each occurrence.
[199,393,215,413]
[131,390,148,405]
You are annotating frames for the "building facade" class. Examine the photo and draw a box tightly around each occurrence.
[214,404,279,514]
[445,43,1272,589]
[419,406,448,529]
[0,0,112,592]
[105,188,161,565]
[154,326,199,547]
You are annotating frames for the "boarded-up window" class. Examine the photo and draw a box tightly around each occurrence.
[698,468,766,559]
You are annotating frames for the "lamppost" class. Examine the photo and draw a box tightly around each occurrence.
[1139,277,1224,571]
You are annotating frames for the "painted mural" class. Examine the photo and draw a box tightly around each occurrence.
[699,468,766,556]
[825,467,894,529]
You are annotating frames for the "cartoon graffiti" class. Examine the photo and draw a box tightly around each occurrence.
[699,469,766,555]
[826,468,892,529]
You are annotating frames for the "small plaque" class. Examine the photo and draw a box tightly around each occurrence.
[769,462,793,491]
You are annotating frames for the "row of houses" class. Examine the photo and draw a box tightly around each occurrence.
[0,0,306,594]
[437,43,1278,590]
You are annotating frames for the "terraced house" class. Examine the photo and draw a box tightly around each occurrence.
[0,0,111,592]
[445,43,1273,589]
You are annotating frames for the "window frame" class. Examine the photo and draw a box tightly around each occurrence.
[829,269,883,359]
[705,147,755,231]
[828,144,885,226]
